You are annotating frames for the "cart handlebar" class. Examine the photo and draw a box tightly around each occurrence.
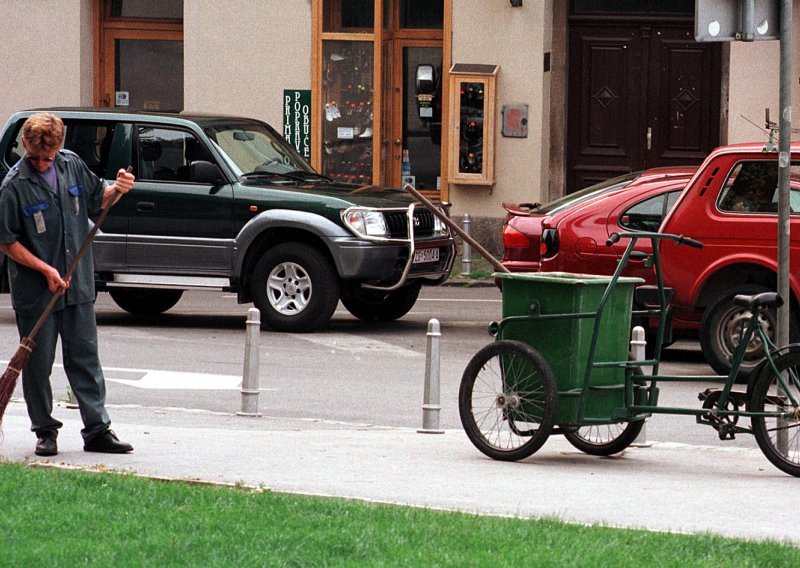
[606,231,704,249]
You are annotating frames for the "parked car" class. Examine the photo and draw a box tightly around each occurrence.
[0,108,456,332]
[501,167,696,280]
[659,142,800,377]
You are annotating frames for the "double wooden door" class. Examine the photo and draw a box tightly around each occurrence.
[567,22,721,191]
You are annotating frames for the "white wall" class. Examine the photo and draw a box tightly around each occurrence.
[449,0,546,221]
[0,0,93,127]
[184,0,312,128]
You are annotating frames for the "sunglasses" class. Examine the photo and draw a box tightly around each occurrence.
[27,155,55,164]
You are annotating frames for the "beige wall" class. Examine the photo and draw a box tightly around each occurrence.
[449,0,546,227]
[184,1,312,128]
[726,41,780,143]
[0,0,94,128]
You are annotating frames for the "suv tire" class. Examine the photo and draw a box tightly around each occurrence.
[342,283,421,323]
[251,243,340,332]
[700,284,796,380]
[109,288,183,316]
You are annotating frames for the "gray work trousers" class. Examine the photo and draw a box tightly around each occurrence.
[16,301,110,440]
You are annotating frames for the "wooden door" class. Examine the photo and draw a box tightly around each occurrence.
[567,22,720,191]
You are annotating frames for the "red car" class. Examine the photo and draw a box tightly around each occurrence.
[501,166,697,283]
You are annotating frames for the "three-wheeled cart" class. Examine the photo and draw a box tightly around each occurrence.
[458,232,800,477]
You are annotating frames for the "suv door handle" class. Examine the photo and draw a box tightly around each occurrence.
[136,202,155,212]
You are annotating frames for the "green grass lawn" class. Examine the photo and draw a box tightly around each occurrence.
[0,462,797,567]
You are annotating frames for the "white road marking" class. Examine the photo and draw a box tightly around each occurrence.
[107,370,241,390]
[298,335,421,358]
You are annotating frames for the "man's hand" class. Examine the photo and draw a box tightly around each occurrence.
[43,265,69,294]
[113,168,135,194]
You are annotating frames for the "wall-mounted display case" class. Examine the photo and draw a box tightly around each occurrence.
[448,63,497,186]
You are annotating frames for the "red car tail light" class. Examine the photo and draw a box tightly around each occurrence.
[540,228,560,258]
[502,223,530,248]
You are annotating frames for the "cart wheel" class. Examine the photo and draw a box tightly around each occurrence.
[459,340,557,461]
[750,351,800,477]
[563,369,646,456]
[563,420,644,456]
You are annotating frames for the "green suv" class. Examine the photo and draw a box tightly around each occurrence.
[0,109,455,332]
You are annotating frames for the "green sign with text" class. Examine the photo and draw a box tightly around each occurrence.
[283,89,311,160]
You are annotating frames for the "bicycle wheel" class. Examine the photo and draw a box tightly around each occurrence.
[459,340,558,462]
[750,351,800,477]
[563,369,646,456]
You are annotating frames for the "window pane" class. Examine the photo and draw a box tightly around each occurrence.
[458,82,484,175]
[115,39,183,112]
[400,0,443,29]
[323,0,374,32]
[321,41,374,184]
[138,127,205,182]
[620,191,677,232]
[718,162,780,213]
[109,0,183,19]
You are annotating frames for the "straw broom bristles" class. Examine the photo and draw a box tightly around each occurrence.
[0,337,35,424]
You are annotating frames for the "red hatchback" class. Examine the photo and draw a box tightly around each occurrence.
[501,167,697,284]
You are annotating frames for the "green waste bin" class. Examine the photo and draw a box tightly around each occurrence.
[494,271,644,424]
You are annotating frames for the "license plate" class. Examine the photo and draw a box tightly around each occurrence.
[413,247,439,264]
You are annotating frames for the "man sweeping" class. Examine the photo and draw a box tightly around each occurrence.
[0,113,134,457]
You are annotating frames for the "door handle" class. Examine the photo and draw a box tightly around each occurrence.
[646,127,652,151]
[136,202,155,212]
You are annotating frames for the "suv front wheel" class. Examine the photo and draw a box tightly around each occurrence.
[342,283,421,323]
[251,243,340,332]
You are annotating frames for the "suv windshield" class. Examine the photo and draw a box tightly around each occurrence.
[203,121,313,177]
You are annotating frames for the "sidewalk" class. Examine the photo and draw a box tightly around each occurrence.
[1,400,799,545]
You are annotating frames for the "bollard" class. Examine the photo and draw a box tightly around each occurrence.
[630,326,650,447]
[418,318,444,434]
[237,307,262,417]
[461,213,472,276]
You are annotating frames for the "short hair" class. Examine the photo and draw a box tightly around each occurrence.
[22,113,64,154]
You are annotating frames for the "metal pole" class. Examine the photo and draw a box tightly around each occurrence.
[776,0,793,452]
[419,318,444,434]
[237,307,262,417]
[461,213,472,276]
[630,326,650,447]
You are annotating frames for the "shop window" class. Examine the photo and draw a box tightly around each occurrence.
[448,64,497,186]
[321,41,374,184]
[571,0,693,14]
[400,0,443,29]
[108,0,183,19]
[323,0,375,32]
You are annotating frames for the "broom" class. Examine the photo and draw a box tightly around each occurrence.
[0,167,132,426]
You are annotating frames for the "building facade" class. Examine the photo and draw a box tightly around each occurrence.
[1,0,798,250]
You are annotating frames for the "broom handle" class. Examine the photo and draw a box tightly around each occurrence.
[402,183,509,274]
[25,167,132,342]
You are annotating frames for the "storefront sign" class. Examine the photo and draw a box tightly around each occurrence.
[283,89,311,160]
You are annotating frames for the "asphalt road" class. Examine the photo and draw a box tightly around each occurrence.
[0,284,755,449]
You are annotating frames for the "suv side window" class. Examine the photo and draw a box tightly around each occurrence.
[137,126,212,182]
[619,190,680,232]
[718,161,780,213]
[9,120,122,178]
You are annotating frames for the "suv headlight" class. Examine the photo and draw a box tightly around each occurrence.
[343,208,388,238]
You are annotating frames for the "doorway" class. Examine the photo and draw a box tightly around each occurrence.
[94,0,184,112]
[390,43,442,191]
[566,6,721,191]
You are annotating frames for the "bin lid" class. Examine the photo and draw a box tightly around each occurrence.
[493,271,644,285]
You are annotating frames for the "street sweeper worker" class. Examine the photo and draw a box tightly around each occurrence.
[0,112,135,457]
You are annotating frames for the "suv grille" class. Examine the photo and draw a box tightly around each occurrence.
[384,209,436,238]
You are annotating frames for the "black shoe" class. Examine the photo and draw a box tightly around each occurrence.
[83,429,133,453]
[34,433,58,457]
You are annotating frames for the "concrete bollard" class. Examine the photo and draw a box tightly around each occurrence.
[237,307,262,417]
[630,326,649,446]
[418,318,444,434]
[461,213,472,276]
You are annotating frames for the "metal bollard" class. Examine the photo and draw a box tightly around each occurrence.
[237,307,262,417]
[461,213,472,276]
[630,326,650,446]
[418,318,444,434]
